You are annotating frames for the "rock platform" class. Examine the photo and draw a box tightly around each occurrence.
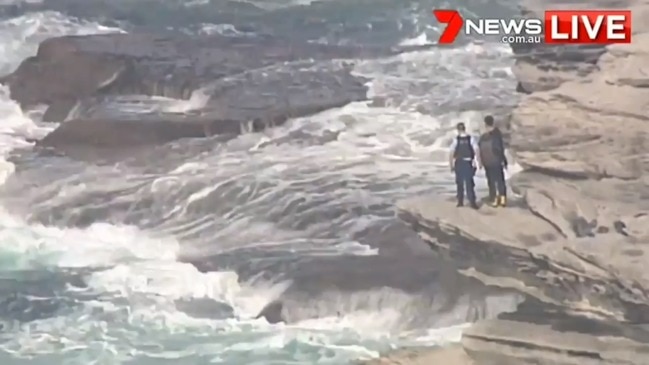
[367,1,649,364]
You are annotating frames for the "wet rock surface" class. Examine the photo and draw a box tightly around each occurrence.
[193,253,521,328]
[36,60,368,152]
[372,0,649,364]
[358,345,474,365]
[1,33,426,155]
[2,33,385,110]
[461,308,649,365]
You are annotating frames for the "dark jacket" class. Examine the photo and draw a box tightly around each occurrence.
[478,128,507,167]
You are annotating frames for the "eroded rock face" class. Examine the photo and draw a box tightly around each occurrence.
[397,198,649,323]
[509,1,609,94]
[386,1,649,364]
[462,302,649,365]
[423,0,649,321]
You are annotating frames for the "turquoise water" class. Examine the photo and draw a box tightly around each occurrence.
[0,1,521,363]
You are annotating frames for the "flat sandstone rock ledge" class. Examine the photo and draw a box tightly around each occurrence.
[376,3,649,365]
[360,310,649,365]
[357,345,473,365]
[396,19,649,326]
[462,319,649,365]
[464,309,649,365]
[396,196,649,323]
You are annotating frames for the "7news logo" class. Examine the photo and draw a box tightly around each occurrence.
[433,9,632,45]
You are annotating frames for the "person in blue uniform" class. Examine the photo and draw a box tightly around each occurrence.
[449,122,479,209]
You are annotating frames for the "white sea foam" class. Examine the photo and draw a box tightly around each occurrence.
[0,9,523,365]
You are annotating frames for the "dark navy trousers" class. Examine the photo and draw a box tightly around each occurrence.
[454,160,476,204]
[484,164,507,200]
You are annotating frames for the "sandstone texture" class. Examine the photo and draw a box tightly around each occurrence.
[372,0,649,364]
[358,345,474,365]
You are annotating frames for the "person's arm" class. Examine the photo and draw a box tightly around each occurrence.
[493,128,507,167]
[472,135,481,169]
[448,138,457,171]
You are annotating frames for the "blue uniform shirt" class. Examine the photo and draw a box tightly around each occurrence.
[449,133,478,161]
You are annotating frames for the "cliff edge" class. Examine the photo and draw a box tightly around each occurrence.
[372,1,649,364]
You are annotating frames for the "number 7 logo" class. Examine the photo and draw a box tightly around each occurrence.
[433,10,463,44]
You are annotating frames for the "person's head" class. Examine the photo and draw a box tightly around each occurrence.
[484,115,495,129]
[456,122,466,134]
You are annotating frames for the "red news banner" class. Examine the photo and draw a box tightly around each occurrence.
[433,9,632,44]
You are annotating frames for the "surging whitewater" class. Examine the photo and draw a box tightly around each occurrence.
[0,5,524,365]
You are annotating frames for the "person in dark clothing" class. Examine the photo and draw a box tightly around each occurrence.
[449,122,479,209]
[478,115,508,207]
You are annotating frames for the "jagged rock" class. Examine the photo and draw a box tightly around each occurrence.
[255,300,285,324]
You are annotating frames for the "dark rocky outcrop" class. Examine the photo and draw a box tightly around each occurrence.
[2,33,425,113]
[255,300,285,324]
[2,33,382,111]
[195,254,521,329]
[1,33,429,154]
[36,60,368,152]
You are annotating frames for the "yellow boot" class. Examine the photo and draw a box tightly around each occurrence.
[498,195,507,207]
[490,196,500,207]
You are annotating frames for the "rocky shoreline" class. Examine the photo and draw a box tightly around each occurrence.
[1,1,647,363]
[0,32,432,161]
[368,1,649,364]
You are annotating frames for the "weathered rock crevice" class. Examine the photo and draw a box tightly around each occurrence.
[398,205,649,323]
